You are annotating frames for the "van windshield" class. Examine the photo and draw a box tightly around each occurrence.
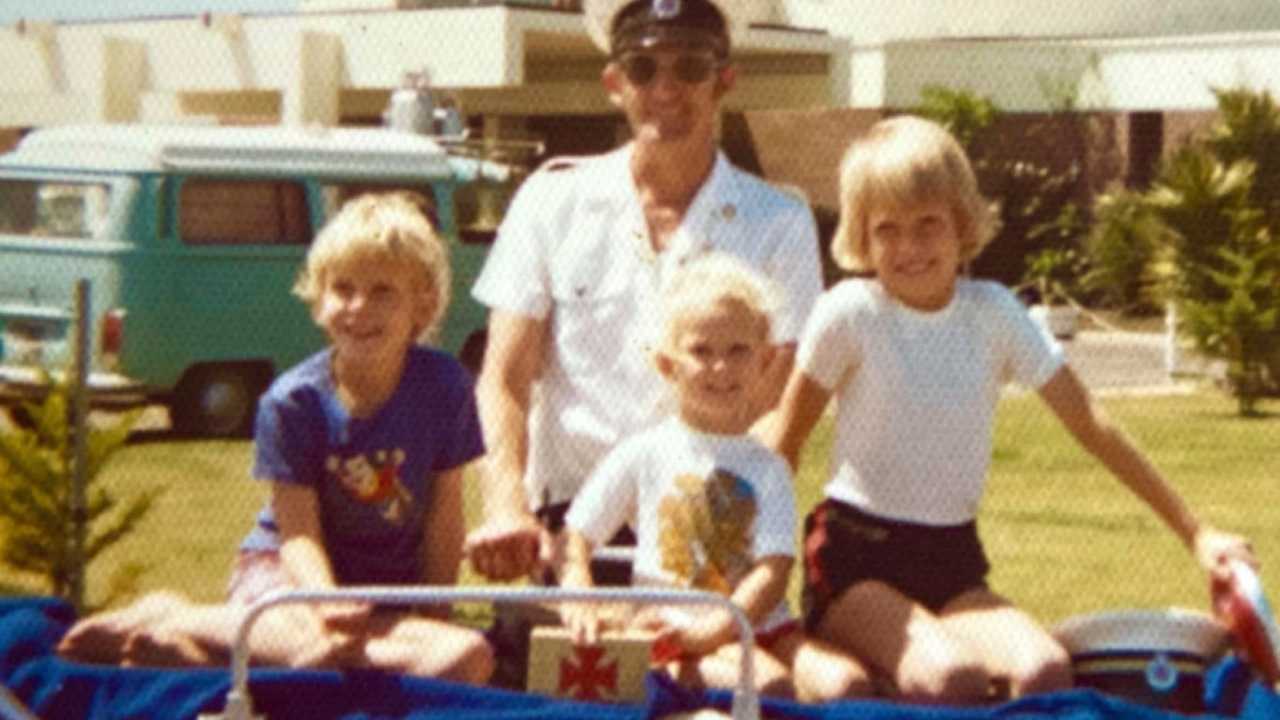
[0,180,111,240]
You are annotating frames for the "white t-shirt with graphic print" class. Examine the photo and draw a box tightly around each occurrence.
[798,278,1065,526]
[565,416,795,633]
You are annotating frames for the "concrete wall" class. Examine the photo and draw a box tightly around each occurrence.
[0,5,837,130]
[779,0,1280,43]
[9,0,1280,43]
[860,33,1280,112]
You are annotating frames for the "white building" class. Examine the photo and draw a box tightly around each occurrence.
[0,1,836,146]
[3,1,1279,201]
[786,0,1280,112]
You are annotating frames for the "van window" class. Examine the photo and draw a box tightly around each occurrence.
[319,183,440,229]
[179,179,310,245]
[0,180,111,239]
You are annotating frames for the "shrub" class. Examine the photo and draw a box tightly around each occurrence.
[0,377,156,612]
[1082,188,1165,312]
[916,85,999,150]
[1141,90,1280,414]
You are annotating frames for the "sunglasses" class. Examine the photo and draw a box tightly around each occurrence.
[617,52,721,86]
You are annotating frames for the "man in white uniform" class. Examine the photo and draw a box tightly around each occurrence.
[465,0,823,584]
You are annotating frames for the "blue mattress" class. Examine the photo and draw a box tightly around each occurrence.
[2,597,1277,720]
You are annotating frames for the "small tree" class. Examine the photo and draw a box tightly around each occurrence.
[1178,243,1280,415]
[0,377,156,611]
[916,84,1000,150]
[1138,90,1280,414]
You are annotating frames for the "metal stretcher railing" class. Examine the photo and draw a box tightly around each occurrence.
[202,586,760,720]
[0,684,40,720]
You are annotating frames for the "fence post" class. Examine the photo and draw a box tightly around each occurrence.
[67,279,91,610]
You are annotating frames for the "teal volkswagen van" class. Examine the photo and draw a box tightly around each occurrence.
[0,124,513,437]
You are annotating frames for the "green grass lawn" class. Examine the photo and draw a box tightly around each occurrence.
[2,390,1276,630]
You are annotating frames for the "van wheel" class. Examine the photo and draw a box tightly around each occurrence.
[171,364,269,438]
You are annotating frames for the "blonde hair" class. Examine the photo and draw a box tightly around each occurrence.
[660,252,782,347]
[294,191,451,339]
[831,115,996,273]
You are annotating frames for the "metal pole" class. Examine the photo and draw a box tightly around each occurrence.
[68,279,91,610]
[210,586,760,720]
[1164,301,1179,378]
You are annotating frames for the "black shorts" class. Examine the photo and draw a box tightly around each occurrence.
[802,498,990,630]
[537,501,635,587]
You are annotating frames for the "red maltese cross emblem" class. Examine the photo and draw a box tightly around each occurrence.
[558,645,619,700]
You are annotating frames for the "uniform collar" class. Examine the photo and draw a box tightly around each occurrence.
[588,143,742,259]
[586,142,736,206]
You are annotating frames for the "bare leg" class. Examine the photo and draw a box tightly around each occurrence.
[359,611,495,684]
[816,581,991,705]
[120,600,337,671]
[939,588,1073,697]
[57,591,190,665]
[122,624,216,667]
[669,642,796,699]
[177,603,346,670]
[768,629,874,702]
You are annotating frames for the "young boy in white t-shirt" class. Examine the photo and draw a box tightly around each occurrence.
[767,115,1257,704]
[557,252,871,702]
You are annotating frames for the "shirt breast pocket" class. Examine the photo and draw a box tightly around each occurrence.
[551,278,636,378]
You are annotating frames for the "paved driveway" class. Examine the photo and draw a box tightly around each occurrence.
[1060,330,1208,395]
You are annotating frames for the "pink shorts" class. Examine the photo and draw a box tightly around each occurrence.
[226,550,295,607]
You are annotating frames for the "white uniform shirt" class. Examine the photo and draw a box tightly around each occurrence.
[473,144,823,508]
[798,279,1065,526]
[566,416,796,633]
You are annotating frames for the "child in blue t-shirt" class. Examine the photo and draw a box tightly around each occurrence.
[58,192,493,683]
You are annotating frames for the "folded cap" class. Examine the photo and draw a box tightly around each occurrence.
[584,0,735,58]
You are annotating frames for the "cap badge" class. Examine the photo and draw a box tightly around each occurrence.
[653,0,681,20]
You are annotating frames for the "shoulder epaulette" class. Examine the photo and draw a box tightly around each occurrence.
[538,155,584,173]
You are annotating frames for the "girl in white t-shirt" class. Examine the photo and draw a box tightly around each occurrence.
[766,115,1257,704]
[559,253,872,702]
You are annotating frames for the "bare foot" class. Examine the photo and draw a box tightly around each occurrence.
[121,625,214,667]
[56,591,188,665]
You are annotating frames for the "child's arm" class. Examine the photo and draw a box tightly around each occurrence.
[559,530,604,643]
[272,481,372,631]
[1037,365,1256,575]
[420,466,466,619]
[558,446,639,641]
[561,530,596,589]
[764,370,834,471]
[650,555,793,658]
[272,481,338,588]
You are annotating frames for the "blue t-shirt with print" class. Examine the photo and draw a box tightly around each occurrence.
[241,346,484,586]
